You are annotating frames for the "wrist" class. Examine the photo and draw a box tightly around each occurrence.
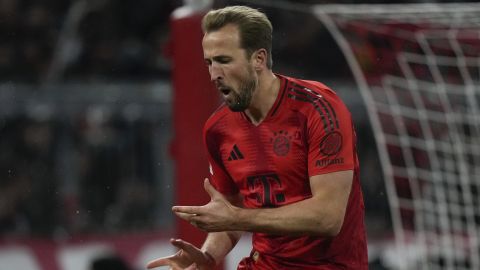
[203,251,217,266]
[232,206,250,231]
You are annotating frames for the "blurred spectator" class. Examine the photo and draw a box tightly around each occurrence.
[73,109,156,232]
[0,115,60,236]
[64,0,183,81]
[0,0,71,82]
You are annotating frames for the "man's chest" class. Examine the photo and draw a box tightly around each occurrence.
[219,118,307,182]
[217,117,312,207]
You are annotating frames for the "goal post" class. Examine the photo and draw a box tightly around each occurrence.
[313,3,480,270]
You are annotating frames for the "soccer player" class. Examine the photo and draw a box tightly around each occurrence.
[147,5,368,270]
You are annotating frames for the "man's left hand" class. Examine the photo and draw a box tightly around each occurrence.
[173,178,240,232]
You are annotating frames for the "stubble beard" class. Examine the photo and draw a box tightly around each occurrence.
[227,70,257,112]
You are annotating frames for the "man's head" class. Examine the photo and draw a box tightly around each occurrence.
[201,6,273,112]
[202,5,273,70]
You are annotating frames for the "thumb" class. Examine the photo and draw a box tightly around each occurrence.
[146,256,172,269]
[204,178,221,200]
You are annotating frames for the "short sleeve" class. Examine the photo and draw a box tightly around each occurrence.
[307,90,355,176]
[204,126,239,195]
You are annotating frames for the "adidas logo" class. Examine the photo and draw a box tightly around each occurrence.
[227,144,244,161]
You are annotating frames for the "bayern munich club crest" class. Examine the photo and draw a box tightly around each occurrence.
[319,131,343,156]
[270,130,292,156]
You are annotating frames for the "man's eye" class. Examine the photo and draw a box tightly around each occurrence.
[217,58,231,64]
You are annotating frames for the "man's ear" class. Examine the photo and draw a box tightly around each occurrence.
[252,49,268,71]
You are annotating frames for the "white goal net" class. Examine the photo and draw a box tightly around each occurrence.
[314,3,480,270]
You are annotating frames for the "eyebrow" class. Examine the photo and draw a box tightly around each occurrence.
[205,55,232,63]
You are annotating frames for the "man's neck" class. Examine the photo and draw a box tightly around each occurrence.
[245,72,280,125]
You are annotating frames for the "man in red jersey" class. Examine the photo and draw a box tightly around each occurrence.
[147,5,368,270]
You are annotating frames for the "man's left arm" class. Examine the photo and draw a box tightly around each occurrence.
[175,170,353,237]
[234,170,353,237]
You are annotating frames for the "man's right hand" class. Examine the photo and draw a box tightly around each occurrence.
[146,238,216,270]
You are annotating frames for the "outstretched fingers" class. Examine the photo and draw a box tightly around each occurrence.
[146,254,174,269]
[146,239,199,269]
[170,239,201,258]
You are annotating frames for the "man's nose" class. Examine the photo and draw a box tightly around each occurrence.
[209,64,223,81]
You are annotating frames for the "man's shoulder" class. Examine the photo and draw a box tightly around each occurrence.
[279,74,351,124]
[204,103,231,132]
[280,74,331,93]
[279,74,342,106]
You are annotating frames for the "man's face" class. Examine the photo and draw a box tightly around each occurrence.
[202,24,257,112]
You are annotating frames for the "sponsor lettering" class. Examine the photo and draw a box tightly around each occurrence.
[315,157,344,167]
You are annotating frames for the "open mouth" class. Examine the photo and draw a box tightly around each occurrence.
[219,87,231,96]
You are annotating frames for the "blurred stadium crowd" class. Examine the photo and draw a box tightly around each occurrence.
[0,0,474,82]
[0,105,164,235]
[0,0,180,83]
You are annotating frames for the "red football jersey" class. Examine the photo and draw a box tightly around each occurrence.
[203,74,368,269]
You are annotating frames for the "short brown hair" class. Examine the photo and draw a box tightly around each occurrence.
[202,5,273,69]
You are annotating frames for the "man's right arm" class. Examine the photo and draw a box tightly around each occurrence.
[201,192,244,265]
[146,191,243,270]
[201,231,243,265]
